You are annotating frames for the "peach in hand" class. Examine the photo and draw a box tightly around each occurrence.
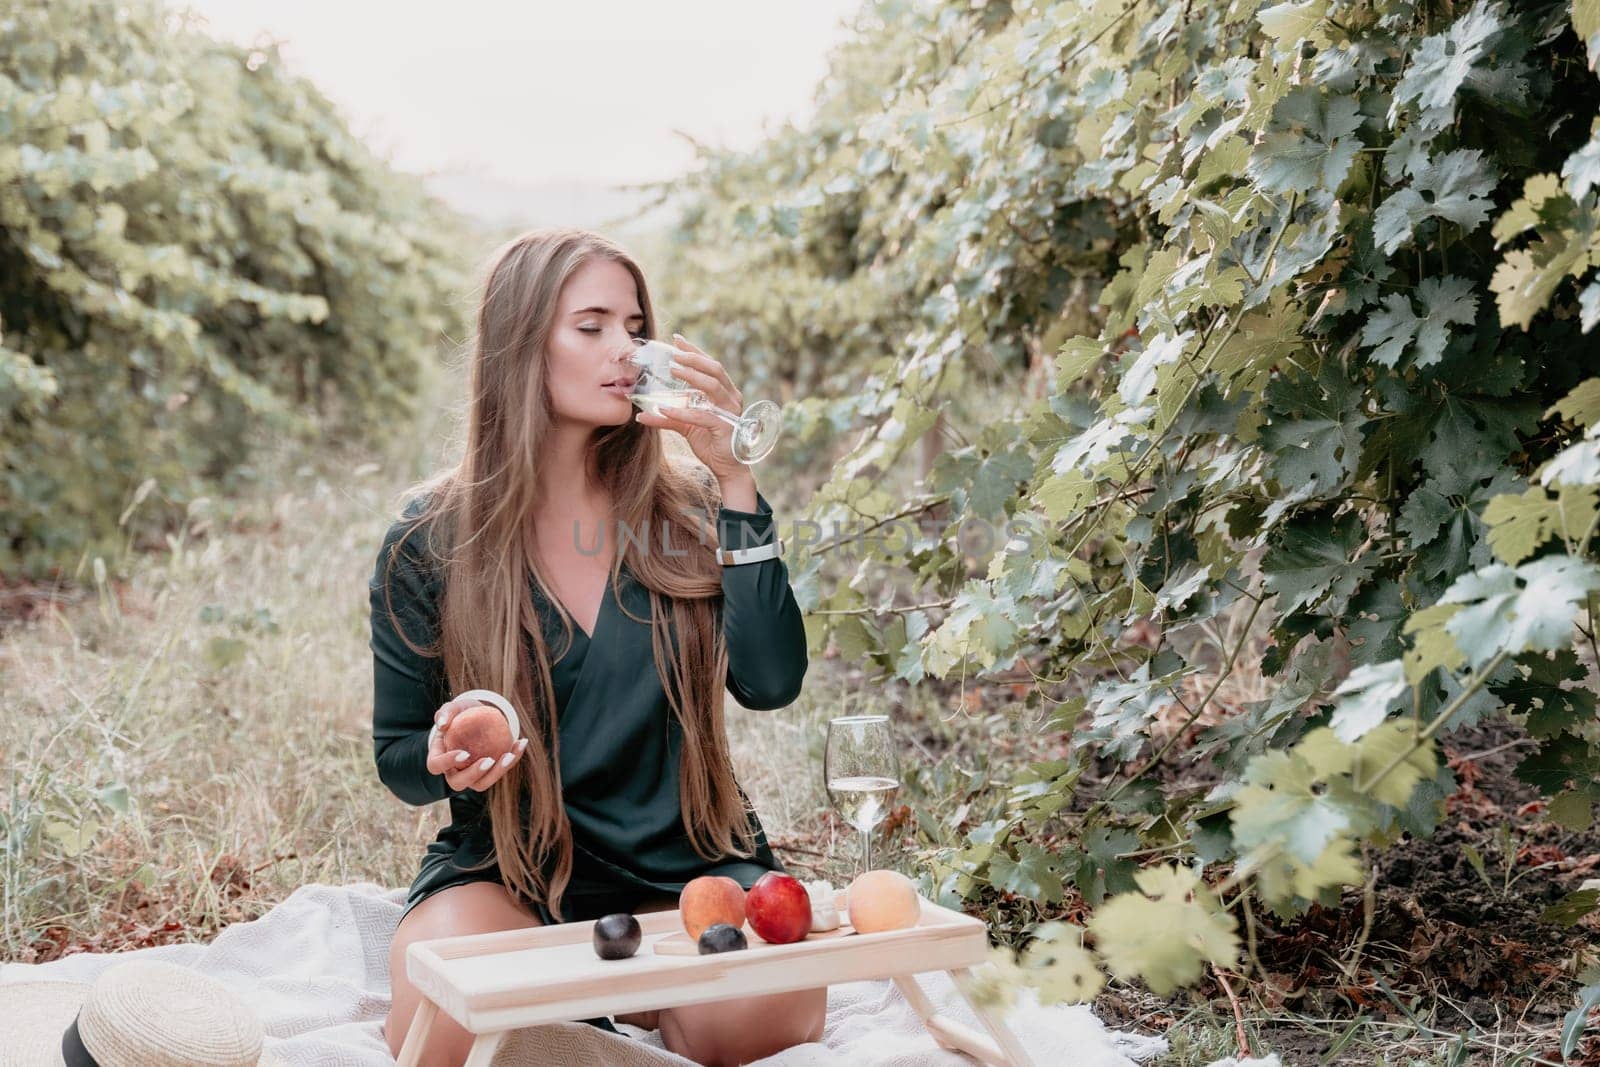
[846,869,920,933]
[440,703,514,764]
[679,875,746,941]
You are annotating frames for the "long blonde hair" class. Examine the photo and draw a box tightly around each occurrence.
[380,228,758,921]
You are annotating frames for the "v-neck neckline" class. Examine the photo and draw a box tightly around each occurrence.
[542,560,624,645]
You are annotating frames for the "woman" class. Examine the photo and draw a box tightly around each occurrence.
[369,228,825,1066]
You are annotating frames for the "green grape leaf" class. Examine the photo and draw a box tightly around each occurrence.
[1247,88,1362,196]
[1515,734,1596,794]
[1438,556,1600,667]
[1262,512,1375,616]
[1034,471,1096,521]
[1260,365,1368,496]
[1351,718,1437,809]
[1392,0,1506,114]
[1346,578,1409,667]
[1501,648,1598,739]
[1328,660,1409,741]
[1358,294,1422,369]
[1076,827,1141,905]
[1357,275,1477,369]
[1358,277,1482,369]
[1231,733,1358,873]
[1548,791,1595,831]
[1373,149,1497,254]
[1562,123,1600,200]
[1257,0,1331,48]
[1081,664,1186,762]
[1541,888,1600,927]
[1088,865,1239,996]
[1483,485,1599,564]
[1252,835,1364,904]
[989,842,1070,904]
[1548,379,1600,428]
[1539,425,1600,488]
[1018,922,1105,1005]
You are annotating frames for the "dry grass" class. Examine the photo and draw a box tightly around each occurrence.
[0,356,850,961]
[0,372,442,956]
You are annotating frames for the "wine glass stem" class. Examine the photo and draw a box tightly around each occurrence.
[707,406,745,428]
[860,825,872,873]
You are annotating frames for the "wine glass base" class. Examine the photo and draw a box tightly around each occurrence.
[732,400,783,464]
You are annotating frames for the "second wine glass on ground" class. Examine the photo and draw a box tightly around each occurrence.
[625,338,784,464]
[824,714,902,876]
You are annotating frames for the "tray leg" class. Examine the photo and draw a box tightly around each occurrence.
[892,972,1026,1066]
[947,966,1035,1067]
[395,998,438,1067]
[462,1028,507,1067]
[891,974,959,1052]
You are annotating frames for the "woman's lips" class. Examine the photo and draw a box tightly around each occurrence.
[601,382,634,396]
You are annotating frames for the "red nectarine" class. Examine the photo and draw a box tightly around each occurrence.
[746,871,812,945]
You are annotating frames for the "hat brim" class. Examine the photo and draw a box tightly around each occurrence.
[0,979,294,1067]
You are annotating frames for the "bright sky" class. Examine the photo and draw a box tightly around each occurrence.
[178,0,861,186]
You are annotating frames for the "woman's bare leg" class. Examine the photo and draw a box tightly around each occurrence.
[385,882,543,1067]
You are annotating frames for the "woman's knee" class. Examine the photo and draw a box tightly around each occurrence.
[660,985,827,1066]
[384,882,542,1065]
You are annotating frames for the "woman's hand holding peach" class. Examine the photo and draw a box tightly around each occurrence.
[633,332,749,483]
[427,695,528,793]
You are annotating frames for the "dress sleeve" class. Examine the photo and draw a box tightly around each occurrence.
[718,489,808,709]
[369,515,452,806]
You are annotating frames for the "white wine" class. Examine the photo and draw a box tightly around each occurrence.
[826,774,899,832]
[629,388,708,416]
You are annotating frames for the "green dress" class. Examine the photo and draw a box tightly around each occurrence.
[368,489,806,1033]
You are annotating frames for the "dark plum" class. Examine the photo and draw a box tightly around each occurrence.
[593,912,641,959]
[697,922,748,954]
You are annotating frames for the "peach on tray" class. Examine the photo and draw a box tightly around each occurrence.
[679,875,747,941]
[845,869,920,933]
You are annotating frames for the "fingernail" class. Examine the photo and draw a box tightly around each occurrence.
[435,709,446,724]
[455,752,471,763]
[500,752,514,767]
[478,757,494,771]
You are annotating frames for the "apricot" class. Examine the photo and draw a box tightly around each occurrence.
[845,869,921,933]
[441,703,514,764]
[679,875,746,941]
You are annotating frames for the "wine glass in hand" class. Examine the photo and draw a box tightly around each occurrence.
[625,337,784,464]
[824,714,901,875]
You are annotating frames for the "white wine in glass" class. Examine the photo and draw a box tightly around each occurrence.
[824,714,902,874]
[625,338,784,464]
[629,389,711,418]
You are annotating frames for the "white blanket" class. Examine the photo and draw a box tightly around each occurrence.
[0,881,1173,1066]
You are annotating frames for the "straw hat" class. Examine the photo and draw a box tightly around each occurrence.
[0,958,289,1066]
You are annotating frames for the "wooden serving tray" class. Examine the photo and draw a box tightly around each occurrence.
[397,890,1034,1067]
